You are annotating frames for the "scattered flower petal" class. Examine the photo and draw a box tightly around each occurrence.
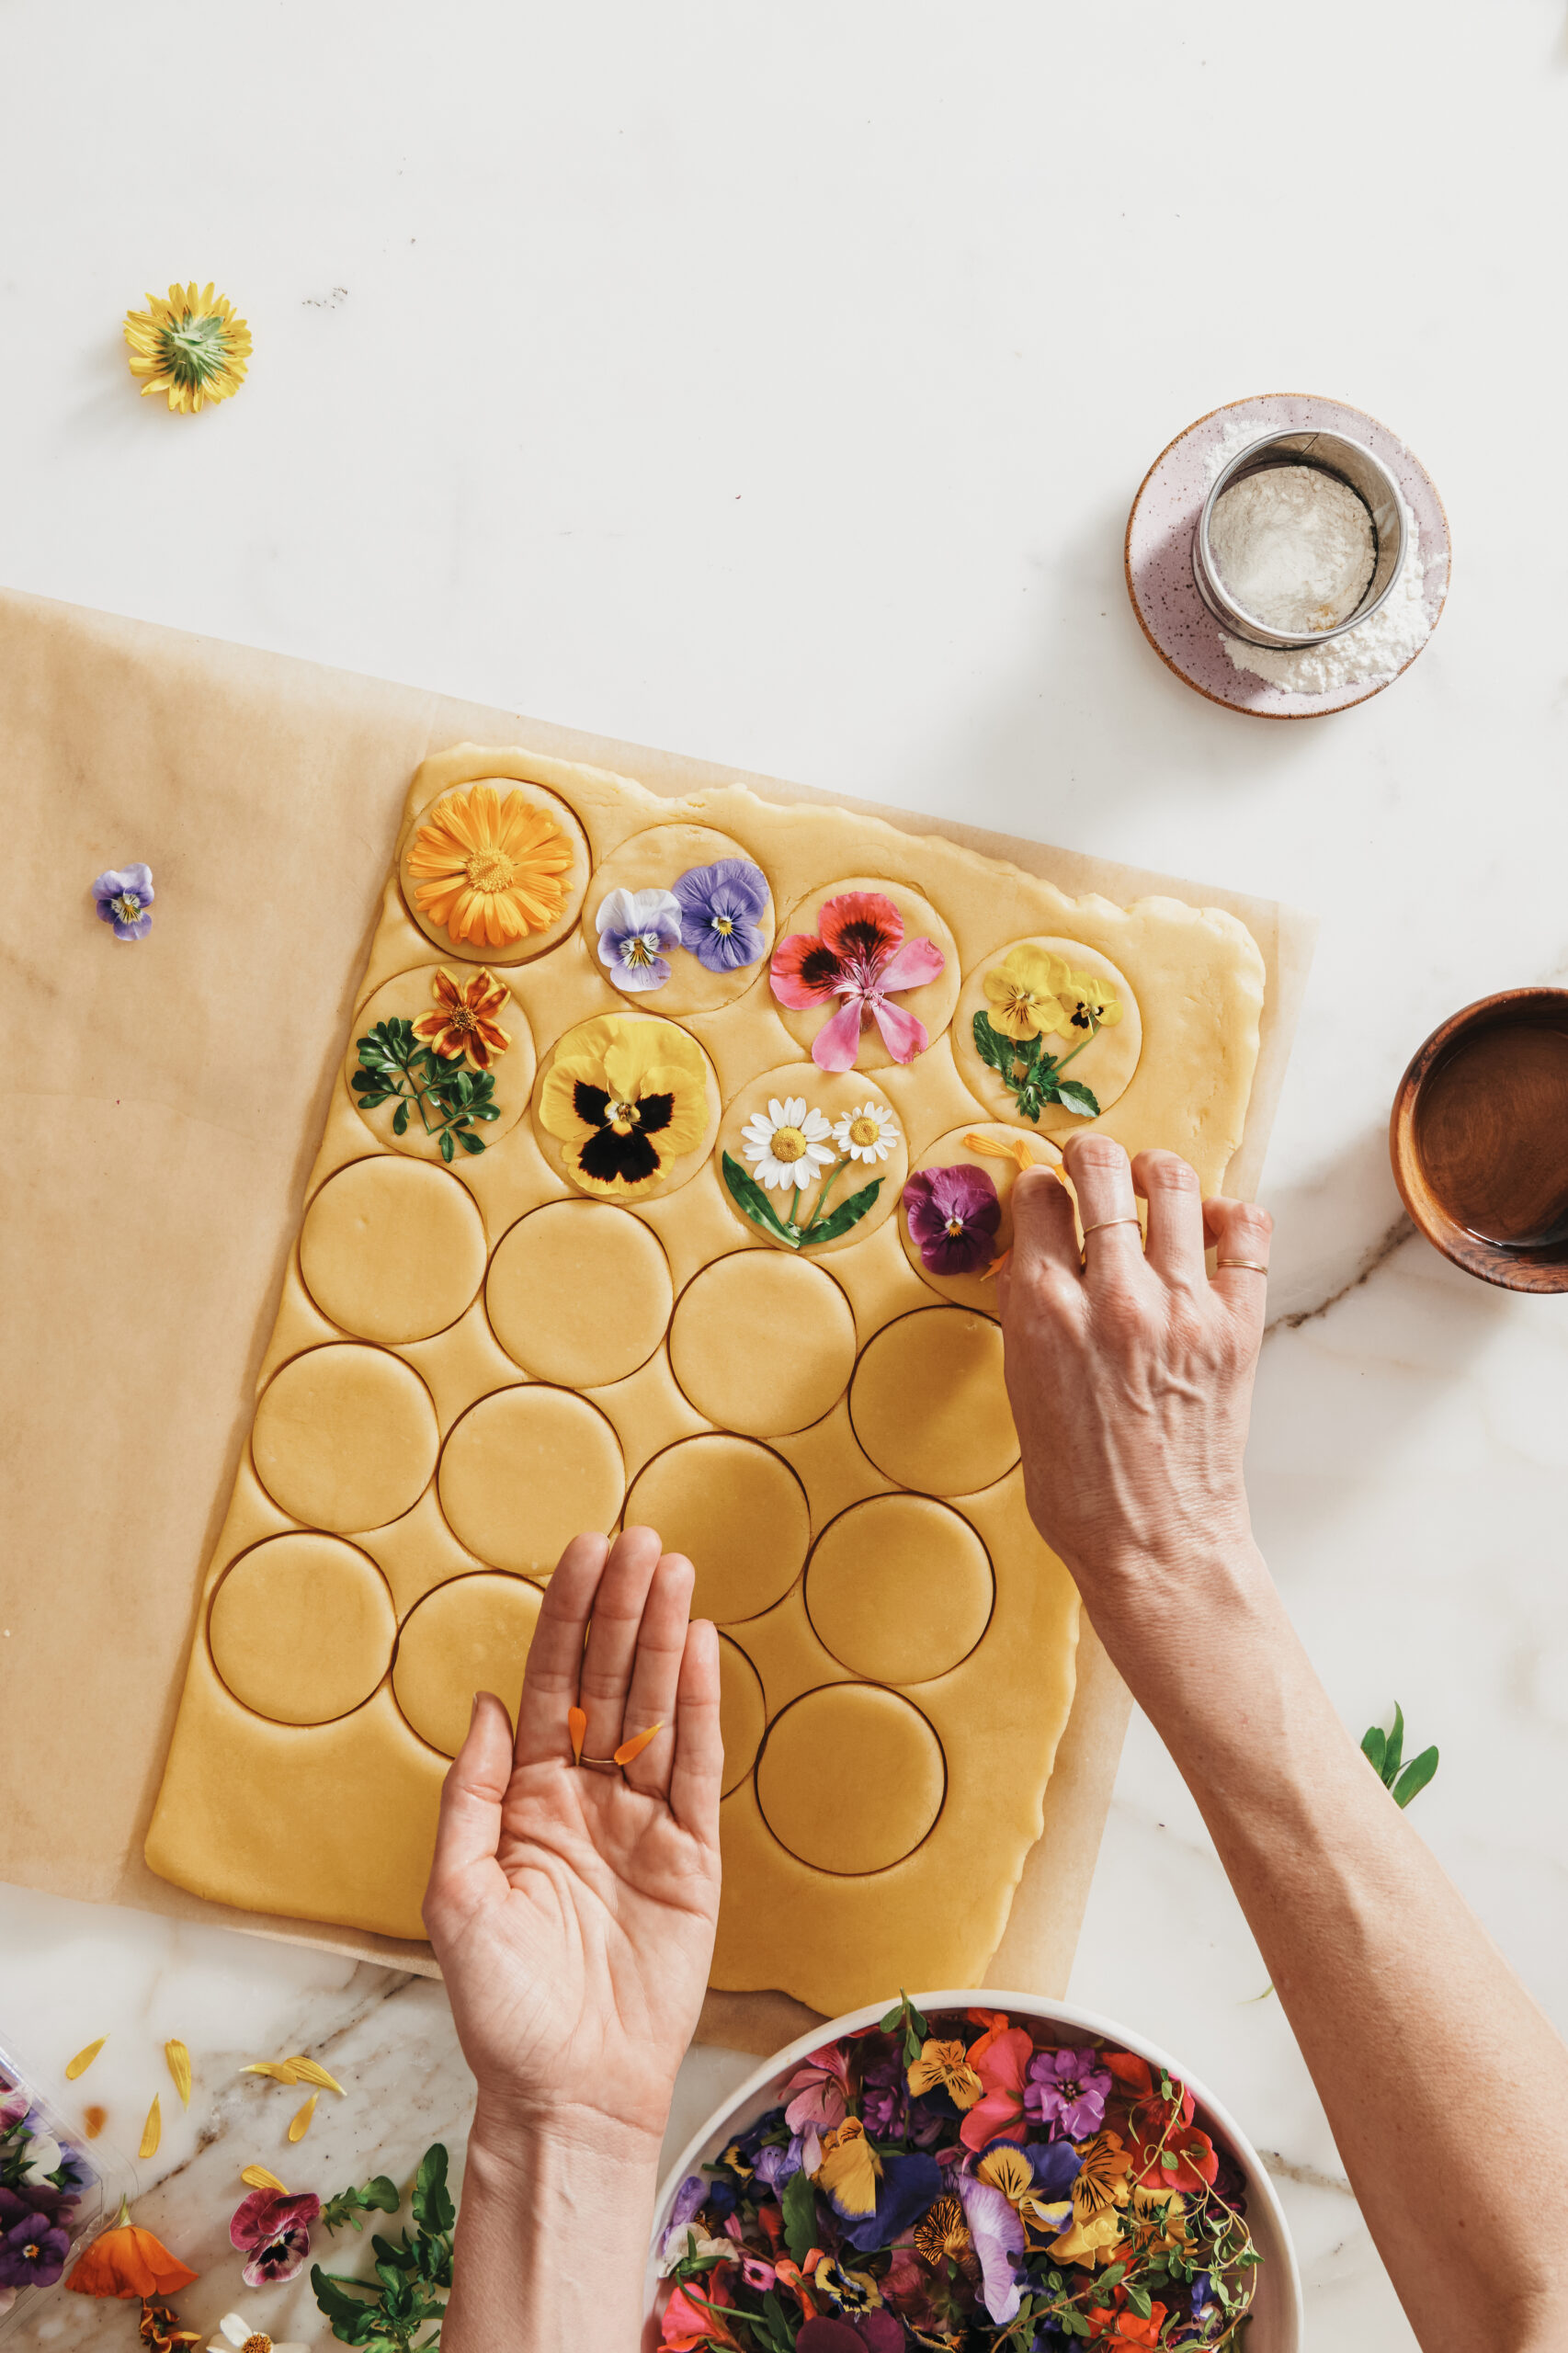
[165,2042,192,2110]
[287,2095,317,2144]
[64,2040,108,2082]
[138,2100,161,2161]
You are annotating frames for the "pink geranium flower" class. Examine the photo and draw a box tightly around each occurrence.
[782,2042,851,2169]
[770,892,945,1072]
[958,2021,1036,2152]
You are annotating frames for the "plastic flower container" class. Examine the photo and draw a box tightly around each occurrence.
[0,2034,134,2341]
[642,1990,1303,2352]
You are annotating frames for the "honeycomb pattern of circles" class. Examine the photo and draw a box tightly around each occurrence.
[486,1201,673,1388]
[346,964,536,1163]
[717,1634,767,1798]
[805,1495,994,1683]
[770,876,960,1074]
[712,1063,908,1256]
[531,1012,720,1205]
[252,1344,438,1533]
[397,776,592,966]
[953,935,1142,1135]
[580,822,776,1017]
[849,1307,1017,1495]
[624,1434,810,1624]
[668,1252,857,1438]
[898,1121,1065,1314]
[756,1685,946,1874]
[393,1572,543,1755]
[438,1385,626,1576]
[209,1535,397,1725]
[301,1156,489,1343]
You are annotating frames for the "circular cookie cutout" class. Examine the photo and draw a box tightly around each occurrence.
[397,775,591,966]
[849,1307,1017,1495]
[393,1572,543,1755]
[625,1434,810,1623]
[253,1345,438,1532]
[209,1534,397,1725]
[713,1063,907,1256]
[487,1202,674,1387]
[899,1121,1065,1313]
[668,1253,857,1438]
[346,963,535,1165]
[756,1685,946,1874]
[806,1495,994,1683]
[954,937,1142,1135]
[301,1156,489,1343]
[532,1012,719,1204]
[770,877,960,1075]
[582,824,775,1017]
[438,1386,625,1576]
[717,1634,767,1797]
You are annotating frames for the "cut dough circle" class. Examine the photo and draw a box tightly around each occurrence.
[850,1307,1018,1495]
[954,936,1142,1134]
[487,1201,673,1388]
[393,1572,543,1755]
[397,774,591,965]
[899,1120,1065,1314]
[716,1633,767,1798]
[771,876,960,1074]
[756,1684,946,1874]
[437,1385,625,1576]
[624,1434,810,1623]
[301,1155,489,1342]
[713,1063,908,1256]
[253,1345,438,1532]
[209,1535,397,1725]
[668,1252,857,1437]
[532,1012,720,1204]
[806,1495,994,1683]
[582,823,776,1017]
[346,963,535,1164]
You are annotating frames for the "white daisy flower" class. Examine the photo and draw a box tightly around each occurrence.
[832,1100,900,1163]
[209,2315,311,2353]
[740,1097,835,1191]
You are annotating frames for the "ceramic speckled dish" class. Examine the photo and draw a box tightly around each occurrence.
[1125,392,1450,720]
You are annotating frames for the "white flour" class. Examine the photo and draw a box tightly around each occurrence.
[1202,415,1433,696]
[1209,465,1374,633]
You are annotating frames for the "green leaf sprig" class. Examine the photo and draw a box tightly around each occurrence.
[877,1987,929,2071]
[312,2142,455,2351]
[971,1010,1102,1125]
[351,1019,500,1164]
[1362,1701,1440,1809]
[722,1151,881,1250]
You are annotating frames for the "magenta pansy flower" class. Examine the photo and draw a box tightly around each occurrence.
[902,1164,1001,1277]
[769,891,944,1071]
[229,2187,322,2288]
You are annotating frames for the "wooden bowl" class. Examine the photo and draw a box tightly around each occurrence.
[1391,987,1568,1290]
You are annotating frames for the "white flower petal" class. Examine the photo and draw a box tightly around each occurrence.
[767,1099,788,1126]
[595,886,637,937]
[781,1097,805,1126]
[219,2316,252,2348]
[801,1108,833,1141]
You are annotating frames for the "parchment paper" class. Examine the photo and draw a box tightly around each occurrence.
[0,586,1313,2053]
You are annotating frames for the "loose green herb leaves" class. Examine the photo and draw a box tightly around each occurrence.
[413,2143,455,2236]
[353,1019,500,1158]
[971,1012,1102,1126]
[313,2141,453,2349]
[878,1988,931,2069]
[1363,1702,1439,1809]
[321,2175,401,2234]
[722,1152,881,1251]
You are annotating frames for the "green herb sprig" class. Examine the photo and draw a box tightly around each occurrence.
[351,1019,499,1164]
[722,1151,881,1250]
[971,1010,1102,1125]
[877,1987,929,2071]
[312,2143,454,2351]
[1362,1701,1440,1809]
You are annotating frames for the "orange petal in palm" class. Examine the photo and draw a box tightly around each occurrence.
[568,1706,587,1763]
[614,1722,664,1768]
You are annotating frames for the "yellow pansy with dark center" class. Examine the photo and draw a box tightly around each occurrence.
[906,2035,983,2109]
[982,944,1073,1042]
[1062,972,1123,1033]
[977,2144,1035,2206]
[539,1015,709,1195]
[813,2116,881,2217]
[912,2191,974,2268]
[1071,2129,1133,2222]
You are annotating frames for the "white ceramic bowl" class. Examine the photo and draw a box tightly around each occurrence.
[643,1989,1302,2352]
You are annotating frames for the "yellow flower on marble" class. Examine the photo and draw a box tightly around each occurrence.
[540,1016,708,1197]
[123,283,251,413]
[982,945,1073,1041]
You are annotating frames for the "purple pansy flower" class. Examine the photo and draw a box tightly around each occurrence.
[92,863,155,941]
[595,886,683,992]
[1024,2137,1083,2201]
[753,2138,801,2190]
[0,2211,70,2290]
[672,858,769,973]
[902,1162,1002,1277]
[230,2187,322,2288]
[1024,2046,1111,2141]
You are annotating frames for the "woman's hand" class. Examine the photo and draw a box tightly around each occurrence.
[423,1524,722,2158]
[997,1133,1273,1614]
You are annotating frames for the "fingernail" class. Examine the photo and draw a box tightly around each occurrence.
[470,1692,481,1727]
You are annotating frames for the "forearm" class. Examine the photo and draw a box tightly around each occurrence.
[1090,1540,1568,2353]
[444,2101,662,2353]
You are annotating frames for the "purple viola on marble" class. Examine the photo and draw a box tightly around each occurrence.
[91,863,155,941]
[672,858,768,974]
[594,886,683,992]
[902,1162,1001,1277]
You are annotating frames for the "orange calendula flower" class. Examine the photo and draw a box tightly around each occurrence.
[412,967,513,1069]
[406,784,574,949]
[906,2036,983,2110]
[67,2207,199,2300]
[812,2117,880,2217]
[138,2301,201,2353]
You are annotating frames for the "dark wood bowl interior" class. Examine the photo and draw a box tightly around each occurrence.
[1390,987,1568,1292]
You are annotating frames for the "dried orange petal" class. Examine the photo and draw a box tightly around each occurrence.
[84,2106,107,2140]
[288,2093,318,2143]
[567,1705,587,1763]
[613,1721,664,1768]
[64,2039,108,2081]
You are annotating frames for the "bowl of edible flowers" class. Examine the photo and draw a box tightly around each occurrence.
[645,1992,1301,2353]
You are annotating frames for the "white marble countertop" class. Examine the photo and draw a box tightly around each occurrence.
[5,5,1567,2347]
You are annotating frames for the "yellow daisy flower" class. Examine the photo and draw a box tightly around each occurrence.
[539,1016,709,1195]
[406,784,574,950]
[123,283,251,413]
[982,945,1073,1041]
